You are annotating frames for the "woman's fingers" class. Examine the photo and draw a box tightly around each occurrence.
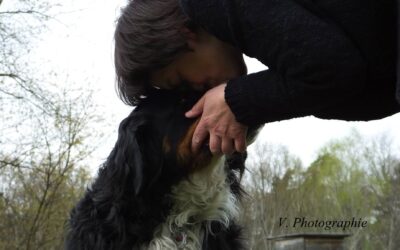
[189,83,249,155]
[233,132,247,153]
[221,137,235,155]
[209,134,222,155]
[185,95,205,118]
[191,120,209,153]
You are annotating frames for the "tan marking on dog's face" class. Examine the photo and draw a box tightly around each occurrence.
[177,119,199,161]
[177,119,214,171]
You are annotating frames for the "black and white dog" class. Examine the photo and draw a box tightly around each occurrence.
[66,88,260,249]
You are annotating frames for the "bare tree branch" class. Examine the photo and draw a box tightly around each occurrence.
[0,88,23,99]
[0,10,52,19]
[0,73,18,78]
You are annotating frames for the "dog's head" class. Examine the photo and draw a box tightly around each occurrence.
[103,88,221,197]
[67,87,260,248]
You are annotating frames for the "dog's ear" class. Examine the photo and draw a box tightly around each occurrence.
[112,117,143,196]
[102,115,165,197]
[65,116,165,249]
[132,123,165,193]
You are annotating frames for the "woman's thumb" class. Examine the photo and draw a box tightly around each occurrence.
[185,95,205,118]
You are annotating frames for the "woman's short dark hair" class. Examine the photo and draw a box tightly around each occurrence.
[114,0,193,106]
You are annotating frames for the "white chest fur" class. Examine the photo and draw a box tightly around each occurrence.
[143,157,239,250]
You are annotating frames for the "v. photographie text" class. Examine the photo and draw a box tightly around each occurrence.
[279,217,368,231]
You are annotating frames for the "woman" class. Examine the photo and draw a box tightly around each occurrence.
[114,0,399,155]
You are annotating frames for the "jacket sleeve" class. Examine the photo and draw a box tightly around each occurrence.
[180,0,367,126]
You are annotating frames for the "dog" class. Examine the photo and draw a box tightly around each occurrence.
[65,87,260,249]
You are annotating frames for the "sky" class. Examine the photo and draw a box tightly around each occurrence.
[29,0,400,171]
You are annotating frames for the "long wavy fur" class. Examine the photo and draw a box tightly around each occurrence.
[65,88,258,250]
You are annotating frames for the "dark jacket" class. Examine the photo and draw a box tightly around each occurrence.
[180,0,399,126]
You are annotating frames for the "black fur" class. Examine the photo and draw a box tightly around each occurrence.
[65,88,253,249]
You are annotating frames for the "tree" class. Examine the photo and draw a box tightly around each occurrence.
[362,135,400,250]
[240,142,303,249]
[0,1,100,249]
[239,131,400,250]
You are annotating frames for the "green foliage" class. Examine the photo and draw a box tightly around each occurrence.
[0,164,91,250]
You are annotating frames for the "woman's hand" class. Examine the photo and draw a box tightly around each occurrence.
[185,83,248,155]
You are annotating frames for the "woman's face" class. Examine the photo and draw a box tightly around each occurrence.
[151,29,247,90]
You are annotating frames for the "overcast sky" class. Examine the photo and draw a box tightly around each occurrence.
[30,0,400,171]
